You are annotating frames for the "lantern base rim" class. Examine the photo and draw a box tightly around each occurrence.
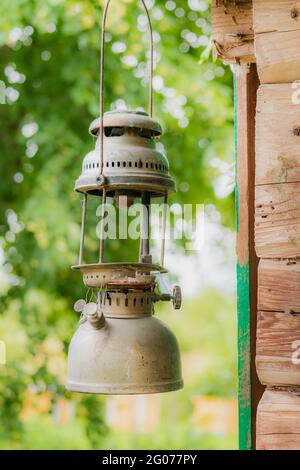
[71,262,167,289]
[72,262,167,272]
[66,379,184,395]
[74,175,176,197]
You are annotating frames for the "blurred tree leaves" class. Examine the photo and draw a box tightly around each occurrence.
[0,0,234,448]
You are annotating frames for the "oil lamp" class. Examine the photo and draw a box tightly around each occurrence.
[66,0,183,394]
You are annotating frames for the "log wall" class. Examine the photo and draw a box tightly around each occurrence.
[253,0,300,451]
[212,0,300,450]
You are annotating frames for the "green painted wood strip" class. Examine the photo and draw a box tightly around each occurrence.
[234,78,252,450]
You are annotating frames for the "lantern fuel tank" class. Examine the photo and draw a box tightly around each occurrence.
[67,292,182,394]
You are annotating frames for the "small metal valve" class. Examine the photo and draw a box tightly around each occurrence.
[83,302,106,330]
[74,299,86,313]
[74,299,88,324]
[172,285,182,310]
[154,285,182,310]
[74,299,105,329]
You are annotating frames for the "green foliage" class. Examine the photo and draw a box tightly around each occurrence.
[159,288,237,398]
[76,394,108,449]
[0,415,92,450]
[102,428,236,450]
[0,0,235,449]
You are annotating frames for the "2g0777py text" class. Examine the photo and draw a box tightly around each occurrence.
[102,454,197,466]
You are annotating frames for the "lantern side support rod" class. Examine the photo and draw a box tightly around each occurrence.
[160,193,168,268]
[99,188,107,263]
[140,191,151,263]
[79,193,88,265]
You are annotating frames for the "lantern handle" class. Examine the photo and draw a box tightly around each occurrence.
[99,0,154,177]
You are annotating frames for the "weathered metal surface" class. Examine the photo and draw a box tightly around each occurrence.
[89,110,162,137]
[67,302,183,394]
[72,262,167,289]
[75,110,175,196]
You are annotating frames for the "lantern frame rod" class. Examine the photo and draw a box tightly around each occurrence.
[160,193,168,268]
[99,0,154,177]
[99,188,107,263]
[79,193,88,265]
[140,191,151,263]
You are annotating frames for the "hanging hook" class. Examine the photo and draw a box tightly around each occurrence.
[99,0,154,177]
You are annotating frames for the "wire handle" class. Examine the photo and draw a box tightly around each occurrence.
[99,0,154,176]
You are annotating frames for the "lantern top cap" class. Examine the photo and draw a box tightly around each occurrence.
[89,109,162,137]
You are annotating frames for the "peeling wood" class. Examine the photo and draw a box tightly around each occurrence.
[236,64,256,266]
[235,64,262,449]
[212,0,255,63]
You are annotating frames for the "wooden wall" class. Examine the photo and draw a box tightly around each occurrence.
[212,0,300,450]
[254,0,300,450]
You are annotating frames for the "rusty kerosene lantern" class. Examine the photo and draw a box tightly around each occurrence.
[66,0,183,394]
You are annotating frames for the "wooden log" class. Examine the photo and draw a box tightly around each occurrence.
[256,310,300,386]
[212,0,255,63]
[253,0,300,34]
[255,182,300,258]
[256,84,300,186]
[258,259,300,313]
[253,1,300,83]
[256,389,300,450]
[255,30,300,83]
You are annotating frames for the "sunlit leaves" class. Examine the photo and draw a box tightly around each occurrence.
[0,0,234,447]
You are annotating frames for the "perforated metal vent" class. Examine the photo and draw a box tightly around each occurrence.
[103,291,153,318]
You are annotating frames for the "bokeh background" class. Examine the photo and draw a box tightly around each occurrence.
[0,0,237,449]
